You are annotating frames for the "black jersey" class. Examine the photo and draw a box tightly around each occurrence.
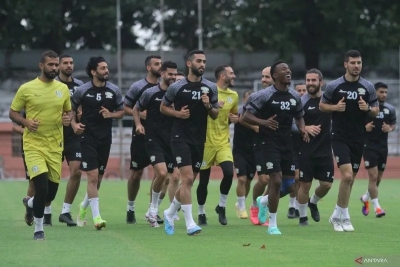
[246,85,304,147]
[162,77,219,145]
[71,81,124,144]
[124,78,158,133]
[136,85,173,139]
[55,76,84,144]
[233,107,254,153]
[365,102,396,150]
[298,94,332,157]
[291,120,302,154]
[321,76,378,143]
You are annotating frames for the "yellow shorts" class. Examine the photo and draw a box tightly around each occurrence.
[201,144,233,170]
[24,150,62,183]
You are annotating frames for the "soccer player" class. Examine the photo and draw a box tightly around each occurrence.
[133,61,178,227]
[72,56,124,230]
[124,55,162,224]
[56,54,84,226]
[234,90,257,219]
[319,50,379,232]
[287,83,307,219]
[10,50,72,240]
[160,50,219,235]
[197,65,239,226]
[360,82,396,217]
[297,69,333,226]
[243,61,309,235]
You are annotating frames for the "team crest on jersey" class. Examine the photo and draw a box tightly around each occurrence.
[226,97,233,103]
[55,91,63,97]
[201,86,209,94]
[357,88,366,95]
[290,99,296,106]
[105,92,113,99]
[383,108,389,114]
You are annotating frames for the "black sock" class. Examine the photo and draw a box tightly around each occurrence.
[32,173,49,218]
[197,168,211,206]
[219,161,234,196]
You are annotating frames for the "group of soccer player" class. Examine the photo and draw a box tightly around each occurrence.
[10,48,396,240]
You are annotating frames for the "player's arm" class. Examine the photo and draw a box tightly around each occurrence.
[62,89,73,126]
[12,124,24,135]
[229,94,240,123]
[160,83,189,118]
[382,105,397,132]
[133,92,150,134]
[364,84,379,117]
[71,85,85,134]
[205,84,219,120]
[111,89,125,119]
[319,83,342,113]
[238,106,258,132]
[9,87,30,128]
[241,93,268,126]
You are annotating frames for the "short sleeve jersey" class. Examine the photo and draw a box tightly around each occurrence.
[124,78,158,133]
[136,85,173,139]
[162,78,219,145]
[232,107,253,153]
[321,76,378,142]
[298,94,332,157]
[243,92,263,147]
[205,87,239,146]
[55,76,84,144]
[246,86,304,147]
[11,78,71,152]
[71,81,124,144]
[365,102,396,150]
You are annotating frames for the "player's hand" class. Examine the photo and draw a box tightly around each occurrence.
[229,113,239,124]
[99,106,112,119]
[218,100,225,108]
[201,93,211,109]
[62,112,71,126]
[251,125,259,133]
[301,129,310,143]
[25,119,39,132]
[139,110,147,120]
[263,115,279,130]
[335,97,346,112]
[365,121,375,132]
[135,124,145,135]
[72,122,85,135]
[305,125,321,137]
[177,105,190,119]
[77,107,82,121]
[358,96,369,111]
[382,122,392,132]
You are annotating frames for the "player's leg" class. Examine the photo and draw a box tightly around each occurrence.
[288,156,300,219]
[59,145,82,226]
[22,152,35,226]
[44,151,63,228]
[168,168,180,220]
[214,145,234,225]
[196,146,215,226]
[234,152,250,219]
[23,150,49,240]
[307,157,334,223]
[297,156,313,226]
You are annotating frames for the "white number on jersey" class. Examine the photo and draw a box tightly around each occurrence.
[96,93,102,101]
[192,91,201,100]
[376,112,384,119]
[280,101,290,110]
[346,91,358,100]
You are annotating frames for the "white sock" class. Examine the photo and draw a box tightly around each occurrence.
[181,204,196,229]
[332,204,342,218]
[166,197,181,217]
[89,198,100,218]
[237,196,246,210]
[298,203,308,218]
[219,194,228,207]
[362,191,370,202]
[295,199,299,210]
[260,195,268,206]
[158,198,163,207]
[34,216,44,232]
[198,205,205,215]
[28,197,34,208]
[310,194,320,204]
[151,190,161,209]
[371,198,381,210]
[127,201,135,211]
[251,200,257,207]
[81,194,90,209]
[61,203,71,214]
[268,213,277,228]
[341,207,350,219]
[289,197,296,208]
[44,206,51,214]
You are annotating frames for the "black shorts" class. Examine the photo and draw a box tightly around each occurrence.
[22,153,30,180]
[63,140,81,163]
[80,141,111,175]
[233,149,256,180]
[130,134,150,171]
[146,136,175,174]
[171,140,203,173]
[363,147,388,171]
[262,144,295,177]
[299,156,334,183]
[332,140,364,173]
[254,143,266,175]
[293,151,299,170]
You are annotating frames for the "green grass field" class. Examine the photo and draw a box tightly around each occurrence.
[0,179,399,267]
